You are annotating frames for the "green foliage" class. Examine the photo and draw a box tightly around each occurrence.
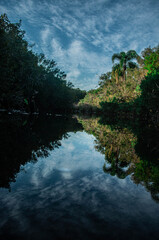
[24,99,28,105]
[137,73,159,115]
[78,115,159,202]
[135,85,141,93]
[0,14,86,113]
[100,73,159,120]
[78,67,145,110]
[112,50,138,81]
[112,64,123,84]
[144,53,159,74]
[78,44,159,121]
[141,45,159,74]
[98,72,111,87]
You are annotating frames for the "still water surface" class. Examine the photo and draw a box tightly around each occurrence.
[0,114,159,240]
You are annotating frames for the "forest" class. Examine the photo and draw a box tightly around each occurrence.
[0,14,86,114]
[0,13,159,121]
[78,44,159,123]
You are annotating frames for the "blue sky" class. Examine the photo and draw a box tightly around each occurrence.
[0,0,159,90]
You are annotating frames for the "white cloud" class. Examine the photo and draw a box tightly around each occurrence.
[1,0,159,89]
[67,69,80,79]
[50,39,109,89]
[41,27,51,45]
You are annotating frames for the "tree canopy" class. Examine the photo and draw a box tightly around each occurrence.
[112,50,138,81]
[0,14,86,113]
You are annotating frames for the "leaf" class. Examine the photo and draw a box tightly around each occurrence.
[24,98,28,105]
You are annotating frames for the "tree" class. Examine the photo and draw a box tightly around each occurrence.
[112,50,138,81]
[98,72,111,87]
[142,45,159,74]
[112,64,123,84]
[0,14,85,113]
[138,73,159,115]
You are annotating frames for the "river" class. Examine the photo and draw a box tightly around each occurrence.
[0,114,159,240]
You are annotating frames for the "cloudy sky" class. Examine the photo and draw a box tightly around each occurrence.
[0,0,159,90]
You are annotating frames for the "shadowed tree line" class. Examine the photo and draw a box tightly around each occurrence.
[78,116,159,203]
[0,14,86,113]
[0,113,83,189]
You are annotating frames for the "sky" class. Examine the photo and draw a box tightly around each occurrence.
[0,0,159,90]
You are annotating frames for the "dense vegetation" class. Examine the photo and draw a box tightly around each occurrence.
[0,14,86,113]
[78,116,159,202]
[78,45,159,121]
[1,14,158,119]
[77,42,159,199]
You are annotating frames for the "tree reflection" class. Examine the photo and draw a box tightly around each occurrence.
[78,116,159,202]
[132,121,159,202]
[0,113,83,189]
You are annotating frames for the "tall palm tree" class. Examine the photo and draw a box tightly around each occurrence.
[112,50,138,81]
[112,63,123,84]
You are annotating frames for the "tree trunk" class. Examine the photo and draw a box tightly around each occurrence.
[115,72,118,84]
[123,65,126,81]
[123,70,126,81]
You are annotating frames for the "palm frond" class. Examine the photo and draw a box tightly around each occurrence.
[112,53,121,63]
[127,61,138,69]
[112,63,120,70]
[126,50,138,60]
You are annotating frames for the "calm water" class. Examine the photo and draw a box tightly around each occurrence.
[0,114,159,240]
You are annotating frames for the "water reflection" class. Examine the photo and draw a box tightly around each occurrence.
[0,114,159,239]
[0,114,83,188]
[78,116,159,202]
